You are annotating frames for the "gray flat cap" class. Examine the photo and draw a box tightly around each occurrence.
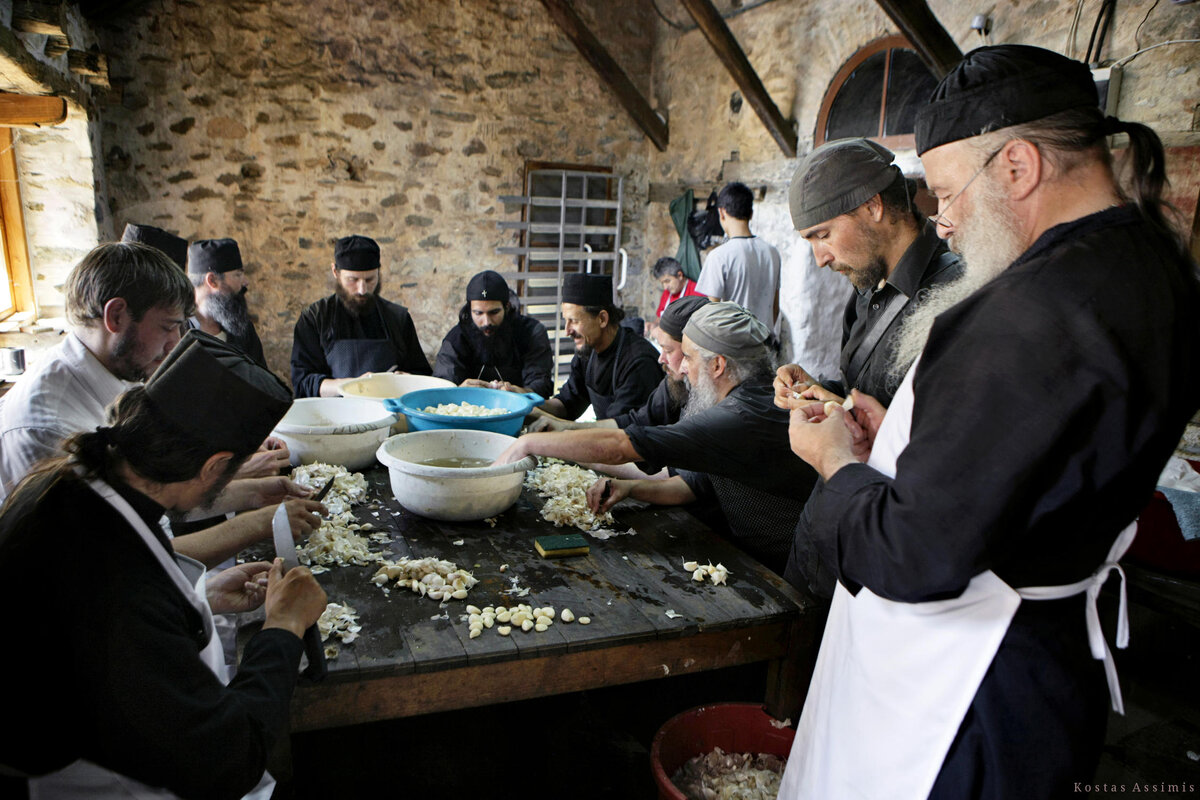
[683,301,771,359]
[789,138,900,231]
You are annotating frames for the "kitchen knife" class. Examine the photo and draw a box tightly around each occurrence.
[272,502,327,681]
[312,476,335,504]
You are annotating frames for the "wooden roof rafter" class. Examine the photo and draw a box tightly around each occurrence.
[676,0,797,158]
[872,0,963,78]
[537,0,669,152]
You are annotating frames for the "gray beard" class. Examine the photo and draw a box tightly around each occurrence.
[682,371,720,419]
[203,288,252,338]
[887,175,1027,389]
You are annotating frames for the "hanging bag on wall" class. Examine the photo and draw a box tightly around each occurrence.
[687,190,724,250]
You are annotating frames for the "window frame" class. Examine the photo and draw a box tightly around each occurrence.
[0,128,33,322]
[814,34,930,150]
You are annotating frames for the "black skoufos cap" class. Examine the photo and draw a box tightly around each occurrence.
[186,238,243,276]
[789,138,900,231]
[562,273,612,307]
[658,295,709,340]
[466,270,510,303]
[334,235,381,271]
[121,224,188,271]
[915,44,1100,155]
[145,330,292,454]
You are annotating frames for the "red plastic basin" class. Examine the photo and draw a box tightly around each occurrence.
[650,702,796,800]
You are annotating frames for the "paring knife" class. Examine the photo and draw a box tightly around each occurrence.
[272,502,327,681]
[312,476,335,504]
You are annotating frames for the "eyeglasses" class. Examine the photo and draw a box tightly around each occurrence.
[929,145,1004,230]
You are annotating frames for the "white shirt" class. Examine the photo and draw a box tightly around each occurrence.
[695,235,781,327]
[0,332,133,502]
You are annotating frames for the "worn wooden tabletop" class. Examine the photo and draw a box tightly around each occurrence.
[251,467,816,732]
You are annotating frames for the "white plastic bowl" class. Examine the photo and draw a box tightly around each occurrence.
[339,374,457,434]
[339,373,455,400]
[272,397,397,471]
[376,430,537,521]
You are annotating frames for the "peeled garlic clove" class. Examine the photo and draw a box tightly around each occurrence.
[543,609,556,621]
[469,628,481,639]
[468,614,482,625]
[683,560,699,572]
[578,616,591,625]
[497,610,512,623]
[823,400,840,416]
[561,609,575,623]
[451,589,469,600]
[498,626,512,636]
[483,607,495,615]
[842,395,855,411]
[535,623,548,632]
[692,568,706,582]
[521,619,534,632]
[535,615,552,626]
[427,589,444,601]
[483,616,494,628]
[466,605,482,615]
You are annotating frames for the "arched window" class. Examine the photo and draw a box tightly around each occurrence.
[814,35,938,149]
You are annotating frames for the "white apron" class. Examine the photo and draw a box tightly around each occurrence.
[779,360,1133,800]
[29,479,274,800]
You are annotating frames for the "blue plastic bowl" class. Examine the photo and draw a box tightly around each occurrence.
[384,387,545,437]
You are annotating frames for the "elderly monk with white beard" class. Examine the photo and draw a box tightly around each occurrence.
[185,238,267,367]
[497,302,817,573]
[779,45,1200,800]
[291,235,431,397]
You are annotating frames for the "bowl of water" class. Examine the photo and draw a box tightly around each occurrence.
[375,429,537,521]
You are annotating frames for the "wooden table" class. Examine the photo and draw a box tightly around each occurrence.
[266,468,816,733]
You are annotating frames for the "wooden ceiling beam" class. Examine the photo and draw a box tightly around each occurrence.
[676,0,796,158]
[872,0,963,78]
[11,1,66,37]
[537,0,668,152]
[0,92,67,127]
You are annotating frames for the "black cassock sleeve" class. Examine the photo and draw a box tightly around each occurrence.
[79,586,304,799]
[432,326,470,385]
[552,354,591,421]
[2,483,306,799]
[626,404,745,477]
[604,340,664,419]
[808,264,1178,603]
[388,308,432,375]
[290,307,331,398]
[613,377,671,430]
[518,317,554,399]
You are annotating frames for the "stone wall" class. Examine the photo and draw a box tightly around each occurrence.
[0,0,108,360]
[3,0,1198,387]
[647,0,1200,376]
[95,0,656,378]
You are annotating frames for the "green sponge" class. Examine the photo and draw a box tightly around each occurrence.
[534,533,590,558]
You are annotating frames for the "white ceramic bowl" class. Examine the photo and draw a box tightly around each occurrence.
[375,430,537,521]
[272,397,397,471]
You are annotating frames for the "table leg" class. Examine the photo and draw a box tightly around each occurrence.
[763,609,824,721]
